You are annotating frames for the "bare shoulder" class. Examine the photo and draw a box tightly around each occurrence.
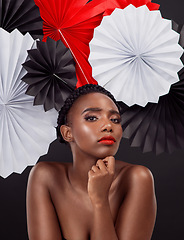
[27,162,69,239]
[125,164,154,185]
[115,162,156,240]
[27,161,71,189]
[116,160,153,179]
[115,160,155,193]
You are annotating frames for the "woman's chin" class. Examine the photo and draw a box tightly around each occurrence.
[93,148,118,160]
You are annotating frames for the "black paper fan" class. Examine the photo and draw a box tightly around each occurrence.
[172,20,184,62]
[119,20,184,155]
[22,37,77,111]
[0,0,43,37]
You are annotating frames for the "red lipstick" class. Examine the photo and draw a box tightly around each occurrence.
[98,136,116,145]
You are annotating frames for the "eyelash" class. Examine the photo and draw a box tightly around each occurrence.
[84,115,121,124]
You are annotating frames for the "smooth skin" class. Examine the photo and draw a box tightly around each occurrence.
[27,92,157,240]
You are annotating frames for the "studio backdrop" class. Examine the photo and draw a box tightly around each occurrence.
[0,0,184,239]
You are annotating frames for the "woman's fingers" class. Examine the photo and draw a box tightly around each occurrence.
[92,156,115,174]
[105,156,115,174]
[91,165,100,173]
[88,157,115,204]
[96,159,108,172]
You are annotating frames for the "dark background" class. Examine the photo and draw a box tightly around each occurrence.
[1,0,184,239]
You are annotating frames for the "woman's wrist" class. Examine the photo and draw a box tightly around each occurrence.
[90,197,109,209]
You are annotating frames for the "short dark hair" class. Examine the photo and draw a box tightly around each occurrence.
[56,84,121,143]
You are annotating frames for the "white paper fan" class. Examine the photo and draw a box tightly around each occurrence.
[89,5,184,107]
[0,28,58,178]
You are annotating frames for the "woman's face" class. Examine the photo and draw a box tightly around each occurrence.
[64,92,123,160]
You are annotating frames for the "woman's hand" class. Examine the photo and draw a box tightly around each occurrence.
[87,156,115,206]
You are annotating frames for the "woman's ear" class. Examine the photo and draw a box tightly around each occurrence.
[60,125,73,142]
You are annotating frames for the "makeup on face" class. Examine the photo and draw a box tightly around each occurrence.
[79,106,122,149]
[68,92,123,159]
[98,136,116,145]
[82,107,121,124]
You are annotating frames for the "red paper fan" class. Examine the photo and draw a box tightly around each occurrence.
[34,0,106,88]
[104,0,160,16]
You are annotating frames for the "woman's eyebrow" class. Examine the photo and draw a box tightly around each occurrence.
[82,107,102,114]
[109,109,121,116]
[81,108,120,116]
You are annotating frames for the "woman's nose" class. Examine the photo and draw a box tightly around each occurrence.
[101,120,113,132]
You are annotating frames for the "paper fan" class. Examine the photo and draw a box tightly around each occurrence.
[0,0,43,37]
[22,38,77,112]
[89,5,184,107]
[172,21,184,62]
[0,28,57,178]
[118,21,184,155]
[34,0,106,87]
[104,0,159,16]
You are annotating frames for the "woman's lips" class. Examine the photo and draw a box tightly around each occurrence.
[99,140,115,145]
[98,136,116,145]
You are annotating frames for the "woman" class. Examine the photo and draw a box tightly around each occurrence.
[26,84,157,240]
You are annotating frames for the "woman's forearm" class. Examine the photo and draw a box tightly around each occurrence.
[91,200,118,240]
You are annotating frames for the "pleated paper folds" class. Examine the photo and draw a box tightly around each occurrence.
[22,38,77,111]
[0,0,43,37]
[118,21,184,155]
[0,28,57,178]
[89,5,184,107]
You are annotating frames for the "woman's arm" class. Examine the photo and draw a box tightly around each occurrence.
[115,165,157,240]
[26,162,62,240]
[91,200,118,240]
[88,158,156,240]
[88,156,118,240]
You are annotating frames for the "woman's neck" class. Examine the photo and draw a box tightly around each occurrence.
[68,151,98,194]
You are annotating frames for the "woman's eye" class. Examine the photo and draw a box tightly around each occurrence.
[111,118,121,124]
[85,116,98,121]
